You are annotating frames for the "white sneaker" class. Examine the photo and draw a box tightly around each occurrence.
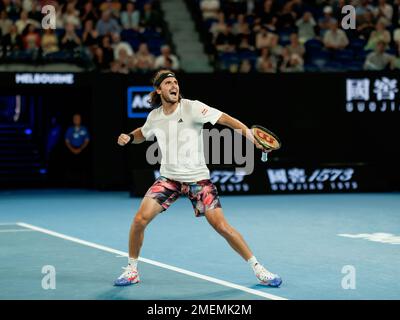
[253,263,282,287]
[114,265,140,286]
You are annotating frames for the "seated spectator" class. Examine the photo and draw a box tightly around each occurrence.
[237,35,255,52]
[63,2,81,29]
[200,0,220,20]
[364,40,394,70]
[239,59,253,73]
[232,14,248,35]
[286,33,305,57]
[258,0,276,25]
[357,11,375,41]
[318,6,336,37]
[99,35,114,68]
[2,24,23,53]
[110,59,129,74]
[215,24,236,52]
[99,0,122,18]
[120,1,140,31]
[0,10,12,36]
[134,42,155,72]
[210,11,226,41]
[296,11,316,44]
[277,1,297,30]
[355,0,375,18]
[61,23,81,51]
[154,45,179,70]
[255,26,276,50]
[82,19,99,51]
[41,28,59,54]
[96,10,121,36]
[15,10,39,34]
[256,47,277,72]
[22,23,40,52]
[111,32,134,61]
[323,21,349,50]
[1,0,21,21]
[114,47,133,73]
[375,0,393,27]
[365,21,391,50]
[28,2,43,23]
[280,52,304,72]
[80,1,99,24]
[269,34,283,56]
[140,2,163,32]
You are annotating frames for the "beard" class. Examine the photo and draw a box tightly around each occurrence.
[161,92,179,104]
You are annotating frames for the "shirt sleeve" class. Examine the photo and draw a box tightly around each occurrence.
[65,127,72,141]
[140,112,155,140]
[191,100,223,125]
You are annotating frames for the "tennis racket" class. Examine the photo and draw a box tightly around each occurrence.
[251,125,282,162]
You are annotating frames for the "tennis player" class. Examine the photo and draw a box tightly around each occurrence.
[115,70,282,287]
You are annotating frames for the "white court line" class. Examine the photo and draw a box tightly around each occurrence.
[0,229,34,233]
[0,223,19,226]
[17,222,287,301]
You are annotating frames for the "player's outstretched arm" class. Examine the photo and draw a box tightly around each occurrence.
[216,113,265,151]
[117,127,145,146]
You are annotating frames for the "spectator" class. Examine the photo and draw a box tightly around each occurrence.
[364,40,394,70]
[120,1,140,31]
[63,2,81,29]
[357,11,375,40]
[0,10,12,36]
[2,23,23,53]
[15,10,39,34]
[210,11,226,41]
[365,21,391,50]
[280,52,304,72]
[154,45,179,70]
[61,23,81,51]
[80,1,99,24]
[269,34,283,56]
[255,26,276,49]
[258,0,276,25]
[82,19,99,51]
[140,2,163,32]
[96,10,121,36]
[22,23,40,52]
[28,1,43,23]
[114,47,132,73]
[41,28,59,55]
[215,24,236,52]
[286,33,305,57]
[323,21,349,50]
[394,27,400,47]
[277,1,296,30]
[355,0,375,18]
[111,32,134,61]
[318,6,336,37]
[256,47,277,72]
[99,34,114,68]
[64,113,90,187]
[99,0,122,18]
[296,11,316,44]
[200,0,220,20]
[134,42,155,72]
[375,0,393,27]
[1,0,22,20]
[239,59,253,73]
[232,13,248,35]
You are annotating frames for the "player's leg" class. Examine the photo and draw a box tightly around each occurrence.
[129,196,163,259]
[205,207,282,287]
[114,176,181,286]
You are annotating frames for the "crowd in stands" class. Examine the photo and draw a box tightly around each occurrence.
[0,0,180,73]
[194,0,400,72]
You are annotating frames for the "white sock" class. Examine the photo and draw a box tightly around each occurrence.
[247,256,259,269]
[128,257,138,269]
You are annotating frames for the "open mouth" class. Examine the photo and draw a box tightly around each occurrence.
[170,91,177,97]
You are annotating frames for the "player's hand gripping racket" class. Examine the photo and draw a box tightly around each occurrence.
[251,125,282,162]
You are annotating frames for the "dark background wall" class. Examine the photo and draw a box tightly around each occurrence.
[1,72,399,192]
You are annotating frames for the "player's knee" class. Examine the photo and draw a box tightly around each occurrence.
[214,222,231,237]
[133,212,149,229]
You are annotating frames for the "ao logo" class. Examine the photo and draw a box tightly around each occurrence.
[127,86,153,118]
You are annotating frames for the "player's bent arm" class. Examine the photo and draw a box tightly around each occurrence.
[117,127,145,146]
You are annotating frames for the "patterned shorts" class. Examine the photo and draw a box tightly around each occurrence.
[144,176,222,217]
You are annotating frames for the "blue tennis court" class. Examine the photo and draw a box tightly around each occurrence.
[1,189,399,300]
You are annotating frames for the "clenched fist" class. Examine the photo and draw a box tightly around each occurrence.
[118,133,132,146]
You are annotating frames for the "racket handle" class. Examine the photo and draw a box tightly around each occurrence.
[261,152,268,162]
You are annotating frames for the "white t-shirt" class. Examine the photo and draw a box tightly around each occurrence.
[141,98,223,182]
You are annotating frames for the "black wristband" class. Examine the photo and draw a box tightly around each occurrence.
[128,133,135,144]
